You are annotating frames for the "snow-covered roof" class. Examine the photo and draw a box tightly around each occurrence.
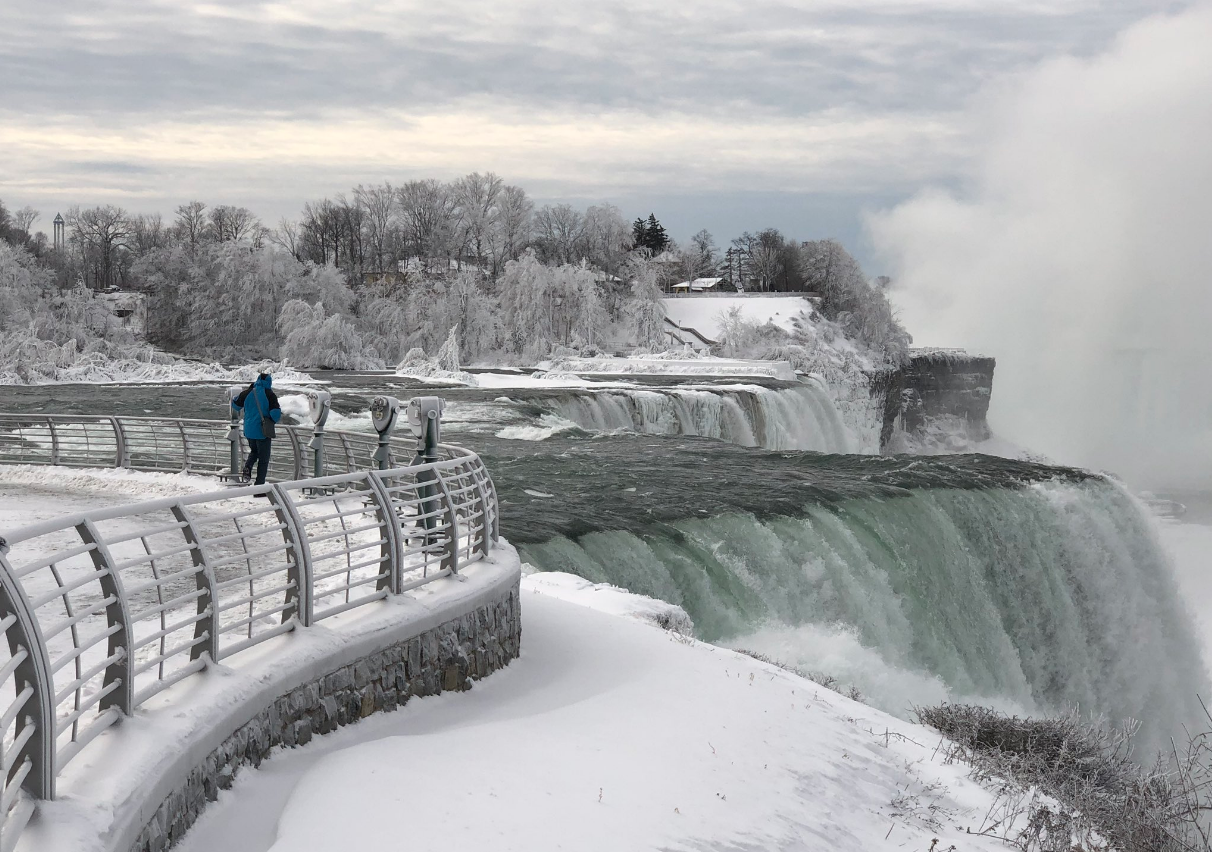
[672,277,724,291]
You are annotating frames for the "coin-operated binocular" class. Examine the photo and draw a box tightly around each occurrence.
[226,385,246,476]
[370,395,401,470]
[306,390,332,478]
[407,396,444,464]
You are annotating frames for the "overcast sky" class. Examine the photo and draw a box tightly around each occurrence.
[0,0,1178,264]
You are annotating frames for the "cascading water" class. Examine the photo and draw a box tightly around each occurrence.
[535,381,865,453]
[489,439,1208,756]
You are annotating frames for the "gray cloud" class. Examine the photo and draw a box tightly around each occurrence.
[3,0,1158,118]
[0,0,1184,249]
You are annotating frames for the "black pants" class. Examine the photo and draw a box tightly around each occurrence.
[245,438,272,485]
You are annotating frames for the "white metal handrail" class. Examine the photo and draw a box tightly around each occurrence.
[0,445,498,851]
[0,413,415,481]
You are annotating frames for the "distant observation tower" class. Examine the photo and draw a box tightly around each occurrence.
[53,213,65,251]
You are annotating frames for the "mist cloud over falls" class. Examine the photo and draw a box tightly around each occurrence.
[872,4,1212,487]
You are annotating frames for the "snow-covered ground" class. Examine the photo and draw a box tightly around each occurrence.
[0,355,318,387]
[0,466,220,532]
[537,356,799,381]
[663,295,812,340]
[169,574,1011,852]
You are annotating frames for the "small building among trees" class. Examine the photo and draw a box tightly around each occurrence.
[671,277,724,293]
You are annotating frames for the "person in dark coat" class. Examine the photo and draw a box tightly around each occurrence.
[231,373,282,486]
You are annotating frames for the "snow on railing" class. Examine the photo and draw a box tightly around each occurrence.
[0,414,413,482]
[0,445,498,851]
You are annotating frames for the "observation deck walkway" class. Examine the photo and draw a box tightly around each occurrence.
[0,396,516,852]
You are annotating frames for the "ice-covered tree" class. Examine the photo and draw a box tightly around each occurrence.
[582,203,633,277]
[491,185,533,270]
[533,204,586,265]
[622,253,667,349]
[174,201,209,253]
[436,326,461,372]
[498,252,607,358]
[278,300,379,369]
[799,239,910,363]
[67,205,133,290]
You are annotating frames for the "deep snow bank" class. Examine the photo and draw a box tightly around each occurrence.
[173,574,1014,852]
[538,355,799,382]
[0,351,316,387]
[662,295,812,341]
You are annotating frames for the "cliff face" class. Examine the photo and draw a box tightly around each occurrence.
[871,349,997,451]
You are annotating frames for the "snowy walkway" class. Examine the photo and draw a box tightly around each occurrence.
[176,577,1009,852]
[0,465,220,532]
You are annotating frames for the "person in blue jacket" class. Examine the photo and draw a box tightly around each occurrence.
[231,373,282,486]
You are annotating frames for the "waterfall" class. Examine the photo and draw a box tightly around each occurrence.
[539,382,866,453]
[517,476,1207,755]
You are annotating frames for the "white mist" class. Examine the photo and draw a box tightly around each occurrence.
[871,5,1212,488]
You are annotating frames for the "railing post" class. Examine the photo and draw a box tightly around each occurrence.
[46,418,59,467]
[469,462,492,558]
[0,543,56,800]
[285,427,304,482]
[226,386,244,478]
[176,421,191,472]
[433,468,460,575]
[76,521,134,716]
[170,506,219,664]
[110,417,129,469]
[268,485,312,628]
[338,433,355,474]
[487,473,500,543]
[366,473,403,594]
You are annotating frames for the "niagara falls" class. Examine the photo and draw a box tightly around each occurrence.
[3,2,1212,850]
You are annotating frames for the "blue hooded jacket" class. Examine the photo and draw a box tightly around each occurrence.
[232,374,282,440]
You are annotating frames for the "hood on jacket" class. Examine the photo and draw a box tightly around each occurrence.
[255,373,273,389]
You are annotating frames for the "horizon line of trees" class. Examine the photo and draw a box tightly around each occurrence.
[1,182,911,366]
[1,177,891,295]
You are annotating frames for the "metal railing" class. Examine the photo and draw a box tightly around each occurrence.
[0,413,416,482]
[0,442,498,851]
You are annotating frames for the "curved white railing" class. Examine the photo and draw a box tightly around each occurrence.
[0,413,413,482]
[0,445,498,851]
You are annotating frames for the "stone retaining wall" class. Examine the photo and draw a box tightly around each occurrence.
[131,584,521,852]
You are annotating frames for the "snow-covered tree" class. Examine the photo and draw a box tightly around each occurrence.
[623,255,667,349]
[436,326,461,372]
[498,252,608,358]
[532,204,586,265]
[278,300,379,369]
[800,239,910,364]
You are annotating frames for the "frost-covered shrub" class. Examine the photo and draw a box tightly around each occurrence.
[278,300,382,370]
[714,308,786,357]
[800,239,911,365]
[917,703,1212,852]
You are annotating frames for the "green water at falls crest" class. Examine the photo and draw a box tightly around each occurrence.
[519,477,1205,756]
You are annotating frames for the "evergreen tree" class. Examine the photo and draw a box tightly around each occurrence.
[644,213,669,253]
[631,217,648,249]
[631,213,670,253]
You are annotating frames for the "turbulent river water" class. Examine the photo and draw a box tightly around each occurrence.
[0,373,1204,755]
